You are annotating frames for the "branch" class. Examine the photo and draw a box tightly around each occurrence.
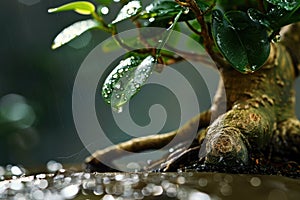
[176,0,227,69]
[164,44,216,68]
[85,110,212,172]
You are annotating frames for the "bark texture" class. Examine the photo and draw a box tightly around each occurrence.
[85,23,300,173]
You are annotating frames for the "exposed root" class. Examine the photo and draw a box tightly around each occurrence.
[85,110,211,172]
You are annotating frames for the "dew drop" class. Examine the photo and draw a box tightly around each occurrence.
[118,68,124,73]
[184,8,189,14]
[251,65,257,70]
[127,7,136,15]
[112,74,118,79]
[134,83,140,88]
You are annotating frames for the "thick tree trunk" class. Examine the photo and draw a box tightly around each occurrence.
[85,23,300,173]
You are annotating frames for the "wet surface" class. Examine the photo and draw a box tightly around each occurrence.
[1,163,300,200]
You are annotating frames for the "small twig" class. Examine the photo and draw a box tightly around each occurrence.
[185,0,226,68]
[91,12,112,33]
[164,44,216,67]
[185,21,201,35]
[175,0,190,7]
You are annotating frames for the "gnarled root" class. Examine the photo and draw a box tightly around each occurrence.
[203,104,276,166]
[85,110,211,172]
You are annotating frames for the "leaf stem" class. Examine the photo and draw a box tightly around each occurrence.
[91,11,112,32]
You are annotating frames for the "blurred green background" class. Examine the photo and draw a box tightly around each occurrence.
[0,0,299,169]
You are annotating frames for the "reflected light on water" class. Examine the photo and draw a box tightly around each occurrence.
[250,177,262,187]
[188,191,211,200]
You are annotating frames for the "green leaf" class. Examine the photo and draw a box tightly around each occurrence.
[51,19,100,49]
[102,55,156,111]
[139,0,210,27]
[212,10,270,73]
[111,1,142,24]
[266,0,299,11]
[248,5,300,30]
[48,1,95,15]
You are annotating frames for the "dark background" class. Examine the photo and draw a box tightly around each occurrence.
[0,0,299,169]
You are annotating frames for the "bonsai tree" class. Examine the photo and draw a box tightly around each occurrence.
[49,0,300,174]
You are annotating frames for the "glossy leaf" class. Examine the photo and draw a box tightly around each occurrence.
[248,5,300,30]
[139,0,209,27]
[102,56,156,111]
[266,0,299,11]
[51,19,100,49]
[48,1,95,15]
[111,1,142,24]
[212,10,270,73]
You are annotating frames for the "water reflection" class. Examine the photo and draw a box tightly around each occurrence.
[0,163,300,199]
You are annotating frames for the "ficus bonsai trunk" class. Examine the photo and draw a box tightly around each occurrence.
[85,23,300,173]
